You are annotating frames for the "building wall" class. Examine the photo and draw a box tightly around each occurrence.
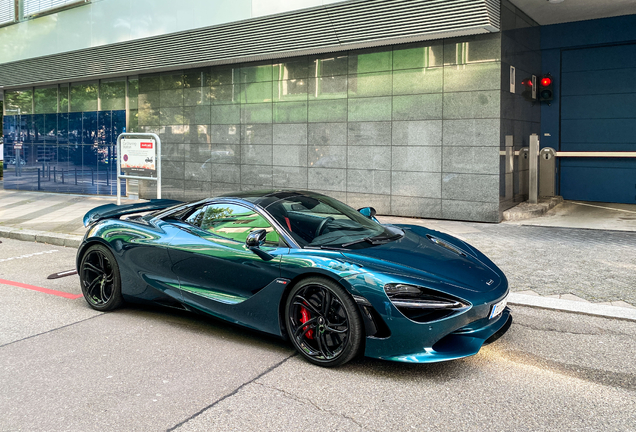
[499,0,541,210]
[137,35,503,221]
[0,0,347,64]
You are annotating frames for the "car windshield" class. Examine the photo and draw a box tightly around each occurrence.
[264,194,401,249]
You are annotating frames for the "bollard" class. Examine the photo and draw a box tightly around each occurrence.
[53,167,56,183]
[61,170,65,184]
[38,168,41,190]
[75,169,78,185]
[91,169,94,185]
[529,134,539,204]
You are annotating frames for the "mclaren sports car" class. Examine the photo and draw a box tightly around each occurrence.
[78,190,512,367]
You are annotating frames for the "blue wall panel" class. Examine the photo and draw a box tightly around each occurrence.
[542,15,636,204]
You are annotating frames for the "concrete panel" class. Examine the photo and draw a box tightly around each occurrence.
[391,146,441,172]
[273,166,308,189]
[392,94,442,120]
[308,100,348,123]
[443,90,501,119]
[210,124,240,144]
[241,124,273,145]
[391,196,442,218]
[347,169,391,195]
[241,145,273,166]
[307,123,347,146]
[442,119,500,147]
[392,67,443,95]
[392,171,441,198]
[347,122,391,146]
[345,193,391,215]
[442,200,500,222]
[240,164,273,186]
[308,146,347,169]
[348,72,392,98]
[308,168,346,192]
[442,173,500,202]
[347,146,391,171]
[241,103,273,124]
[273,145,308,167]
[392,120,442,146]
[273,101,308,123]
[183,105,211,125]
[442,146,500,175]
[273,124,308,145]
[210,163,241,184]
[348,97,392,122]
[443,62,502,92]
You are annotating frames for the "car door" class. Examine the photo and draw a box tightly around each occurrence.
[164,201,287,312]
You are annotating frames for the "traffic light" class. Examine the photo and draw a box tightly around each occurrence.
[539,74,553,102]
[521,76,536,102]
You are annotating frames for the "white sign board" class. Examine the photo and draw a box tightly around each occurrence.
[121,138,156,171]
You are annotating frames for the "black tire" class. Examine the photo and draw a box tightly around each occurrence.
[79,244,123,311]
[285,277,363,367]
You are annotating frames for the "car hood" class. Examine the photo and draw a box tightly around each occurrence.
[342,225,504,293]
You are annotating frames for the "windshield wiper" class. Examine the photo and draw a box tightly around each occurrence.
[304,245,348,251]
[340,237,382,247]
[341,232,404,248]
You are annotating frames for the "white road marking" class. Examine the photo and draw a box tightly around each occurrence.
[0,249,59,263]
[571,201,636,214]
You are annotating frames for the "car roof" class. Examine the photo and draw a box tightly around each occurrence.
[219,190,328,207]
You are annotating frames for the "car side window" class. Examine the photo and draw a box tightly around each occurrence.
[185,203,280,246]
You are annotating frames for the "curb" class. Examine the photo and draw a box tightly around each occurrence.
[509,293,636,322]
[503,196,563,221]
[0,226,83,248]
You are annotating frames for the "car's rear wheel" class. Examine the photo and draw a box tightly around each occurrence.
[285,277,363,367]
[79,244,123,311]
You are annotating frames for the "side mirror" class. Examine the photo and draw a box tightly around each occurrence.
[358,207,377,219]
[246,229,267,248]
[246,229,274,261]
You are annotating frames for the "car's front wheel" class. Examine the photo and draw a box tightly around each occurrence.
[285,277,363,367]
[79,244,123,311]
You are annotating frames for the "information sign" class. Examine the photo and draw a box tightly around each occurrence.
[14,143,23,150]
[121,138,156,171]
[116,133,162,205]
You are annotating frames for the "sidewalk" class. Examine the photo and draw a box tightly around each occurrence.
[1,188,634,319]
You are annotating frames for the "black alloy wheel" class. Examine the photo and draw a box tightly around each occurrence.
[285,277,363,367]
[79,244,123,311]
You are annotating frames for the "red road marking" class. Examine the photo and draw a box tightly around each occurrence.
[0,278,82,299]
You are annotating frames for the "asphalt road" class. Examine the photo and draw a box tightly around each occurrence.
[1,238,635,432]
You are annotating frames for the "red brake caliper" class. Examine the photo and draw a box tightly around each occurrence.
[300,306,314,339]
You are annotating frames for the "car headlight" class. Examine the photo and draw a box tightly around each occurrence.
[384,283,470,323]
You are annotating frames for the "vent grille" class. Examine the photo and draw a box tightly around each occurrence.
[23,0,87,18]
[0,0,500,88]
[0,0,15,26]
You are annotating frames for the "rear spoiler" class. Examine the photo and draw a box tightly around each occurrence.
[83,199,183,227]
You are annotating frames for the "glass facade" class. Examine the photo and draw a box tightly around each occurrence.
[133,35,502,221]
[2,36,503,221]
[2,80,129,195]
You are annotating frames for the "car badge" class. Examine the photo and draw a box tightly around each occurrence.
[486,279,494,286]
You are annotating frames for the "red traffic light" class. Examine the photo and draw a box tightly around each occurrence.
[540,77,552,87]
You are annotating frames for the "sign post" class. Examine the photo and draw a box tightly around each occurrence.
[116,133,162,205]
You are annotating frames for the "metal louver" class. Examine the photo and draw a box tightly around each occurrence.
[23,0,87,18]
[0,0,15,26]
[0,0,500,88]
